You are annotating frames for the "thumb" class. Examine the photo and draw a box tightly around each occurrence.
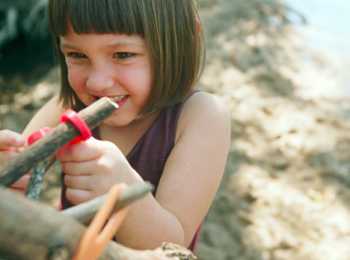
[0,130,25,149]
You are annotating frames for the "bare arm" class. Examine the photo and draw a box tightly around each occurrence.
[22,95,64,137]
[115,92,231,248]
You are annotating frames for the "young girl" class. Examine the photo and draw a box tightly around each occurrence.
[0,0,230,251]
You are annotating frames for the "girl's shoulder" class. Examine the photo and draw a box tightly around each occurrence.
[176,91,231,141]
[22,95,65,137]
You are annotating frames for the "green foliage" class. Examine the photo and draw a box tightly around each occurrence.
[0,0,48,49]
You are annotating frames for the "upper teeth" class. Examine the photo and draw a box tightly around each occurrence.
[112,96,125,102]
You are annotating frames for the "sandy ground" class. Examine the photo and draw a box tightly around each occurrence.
[1,1,350,259]
[196,1,350,259]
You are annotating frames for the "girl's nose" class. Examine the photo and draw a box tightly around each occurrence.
[86,70,115,92]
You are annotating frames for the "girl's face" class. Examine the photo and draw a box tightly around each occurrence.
[60,25,153,127]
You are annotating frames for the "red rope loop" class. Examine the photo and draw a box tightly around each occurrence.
[60,110,92,145]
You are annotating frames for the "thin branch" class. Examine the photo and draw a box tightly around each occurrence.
[63,182,154,224]
[26,156,55,199]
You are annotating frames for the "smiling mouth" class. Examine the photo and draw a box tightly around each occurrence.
[93,95,128,107]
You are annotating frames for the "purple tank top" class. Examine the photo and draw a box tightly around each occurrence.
[61,100,200,251]
[126,102,182,191]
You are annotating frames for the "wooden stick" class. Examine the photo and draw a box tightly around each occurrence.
[0,187,197,260]
[0,97,118,187]
[63,182,153,224]
[26,156,55,199]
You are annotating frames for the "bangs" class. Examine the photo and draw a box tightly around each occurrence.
[49,0,144,36]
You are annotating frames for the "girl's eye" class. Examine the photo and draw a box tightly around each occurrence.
[113,52,136,60]
[66,52,86,59]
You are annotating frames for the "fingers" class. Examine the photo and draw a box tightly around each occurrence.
[61,157,111,177]
[0,130,25,150]
[64,175,92,190]
[0,148,23,171]
[0,149,20,160]
[57,138,103,162]
[66,188,93,205]
[61,160,95,176]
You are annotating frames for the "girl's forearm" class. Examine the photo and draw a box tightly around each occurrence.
[107,166,185,249]
[115,192,185,250]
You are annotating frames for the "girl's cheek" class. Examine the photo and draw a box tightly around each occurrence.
[68,68,85,90]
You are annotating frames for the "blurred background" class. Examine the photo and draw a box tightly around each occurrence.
[0,0,350,259]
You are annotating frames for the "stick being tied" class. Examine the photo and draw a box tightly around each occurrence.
[0,97,118,187]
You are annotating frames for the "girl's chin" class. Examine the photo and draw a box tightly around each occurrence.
[102,112,135,127]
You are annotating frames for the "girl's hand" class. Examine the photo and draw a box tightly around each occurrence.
[0,130,30,193]
[57,137,133,205]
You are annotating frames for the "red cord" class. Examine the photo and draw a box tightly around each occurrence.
[27,127,52,145]
[60,110,92,145]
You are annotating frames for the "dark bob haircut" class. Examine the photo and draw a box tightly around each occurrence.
[48,0,205,113]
